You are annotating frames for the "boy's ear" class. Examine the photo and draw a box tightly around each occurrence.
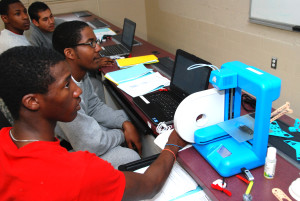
[32,19,39,27]
[22,94,40,111]
[64,48,76,60]
[1,15,9,24]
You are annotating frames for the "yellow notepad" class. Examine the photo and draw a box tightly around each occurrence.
[116,55,158,68]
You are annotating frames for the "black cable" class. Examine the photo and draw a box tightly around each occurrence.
[241,94,256,112]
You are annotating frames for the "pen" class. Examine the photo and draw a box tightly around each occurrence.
[245,181,254,195]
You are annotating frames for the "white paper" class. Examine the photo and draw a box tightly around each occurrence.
[93,28,116,40]
[135,162,199,201]
[117,72,170,97]
[136,128,206,201]
[154,129,191,151]
[171,189,211,201]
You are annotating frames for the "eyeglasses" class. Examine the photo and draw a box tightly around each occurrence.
[71,39,101,48]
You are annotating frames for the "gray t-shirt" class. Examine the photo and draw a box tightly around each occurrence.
[0,29,31,54]
[25,18,64,49]
[55,74,129,156]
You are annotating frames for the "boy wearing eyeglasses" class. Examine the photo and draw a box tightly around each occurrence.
[52,21,142,168]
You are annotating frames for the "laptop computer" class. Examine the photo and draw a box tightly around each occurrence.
[73,11,92,18]
[132,49,212,125]
[112,18,141,46]
[87,18,110,29]
[99,18,136,57]
[151,57,174,79]
[112,34,141,46]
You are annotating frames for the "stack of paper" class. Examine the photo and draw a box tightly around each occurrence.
[104,64,153,85]
[139,129,210,201]
[117,72,170,97]
[136,163,202,201]
[104,64,170,97]
[93,28,116,41]
[116,55,159,68]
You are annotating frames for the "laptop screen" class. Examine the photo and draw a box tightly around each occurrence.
[171,49,212,98]
[121,18,136,51]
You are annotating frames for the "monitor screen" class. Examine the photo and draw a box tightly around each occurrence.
[121,18,136,50]
[171,49,212,97]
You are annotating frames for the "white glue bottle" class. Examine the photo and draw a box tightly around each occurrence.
[264,147,277,179]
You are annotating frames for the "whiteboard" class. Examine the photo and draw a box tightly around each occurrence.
[249,0,300,31]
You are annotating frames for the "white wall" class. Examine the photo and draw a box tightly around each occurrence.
[97,0,147,40]
[145,0,300,119]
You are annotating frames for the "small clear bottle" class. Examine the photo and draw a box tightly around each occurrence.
[264,147,277,179]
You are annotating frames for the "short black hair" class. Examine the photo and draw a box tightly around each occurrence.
[0,46,65,120]
[28,1,50,21]
[0,0,21,15]
[52,20,89,56]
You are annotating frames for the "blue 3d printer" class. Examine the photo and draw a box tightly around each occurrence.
[193,61,281,177]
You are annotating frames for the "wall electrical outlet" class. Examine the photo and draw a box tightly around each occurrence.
[271,57,277,69]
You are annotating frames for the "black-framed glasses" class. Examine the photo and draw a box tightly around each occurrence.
[71,39,101,48]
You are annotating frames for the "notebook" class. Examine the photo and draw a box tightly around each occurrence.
[87,18,110,29]
[116,55,158,68]
[132,49,212,125]
[99,18,136,57]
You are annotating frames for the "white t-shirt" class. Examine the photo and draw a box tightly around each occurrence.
[0,29,31,54]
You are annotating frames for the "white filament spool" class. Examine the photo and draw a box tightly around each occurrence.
[174,88,225,143]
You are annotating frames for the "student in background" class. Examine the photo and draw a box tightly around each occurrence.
[0,46,187,201]
[25,1,64,49]
[0,0,31,126]
[24,1,107,101]
[52,21,142,169]
[0,0,30,53]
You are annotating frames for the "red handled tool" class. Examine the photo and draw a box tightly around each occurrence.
[211,183,232,196]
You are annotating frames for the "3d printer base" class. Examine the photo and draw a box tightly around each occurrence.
[193,137,265,177]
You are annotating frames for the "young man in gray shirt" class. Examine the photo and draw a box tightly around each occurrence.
[52,21,142,168]
[25,2,107,101]
[25,1,64,49]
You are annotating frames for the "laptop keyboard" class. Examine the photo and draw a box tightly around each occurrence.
[144,92,180,120]
[87,19,109,28]
[112,34,141,46]
[104,45,124,55]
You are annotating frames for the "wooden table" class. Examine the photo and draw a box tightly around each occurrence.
[57,11,300,201]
